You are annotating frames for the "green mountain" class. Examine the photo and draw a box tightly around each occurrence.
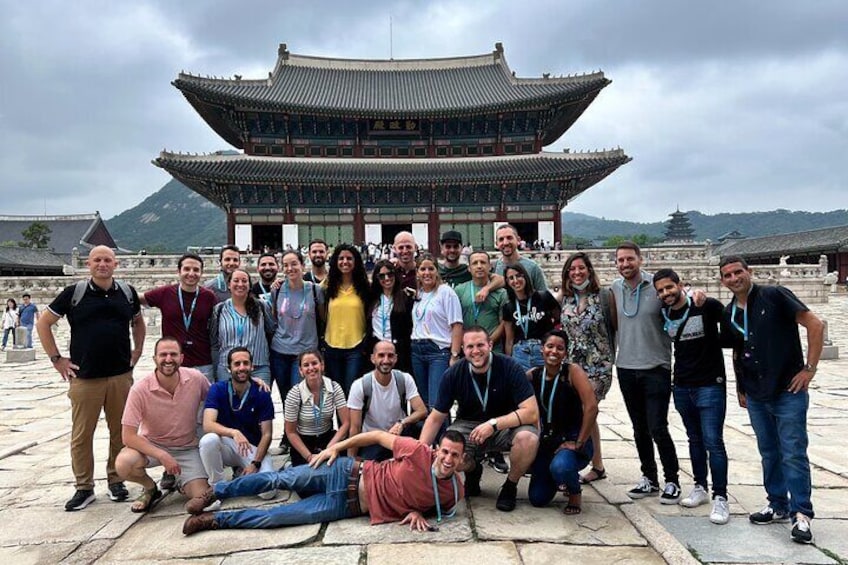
[106,178,848,251]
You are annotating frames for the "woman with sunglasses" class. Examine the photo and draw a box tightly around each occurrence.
[502,262,560,371]
[322,244,370,395]
[410,253,463,409]
[284,350,349,467]
[367,259,413,373]
[528,330,598,515]
[557,252,616,484]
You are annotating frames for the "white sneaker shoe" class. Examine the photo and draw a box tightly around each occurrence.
[680,485,709,508]
[710,496,730,525]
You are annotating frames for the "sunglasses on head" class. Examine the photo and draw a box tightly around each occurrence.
[378,272,395,280]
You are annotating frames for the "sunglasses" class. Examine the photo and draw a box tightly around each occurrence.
[377,272,395,280]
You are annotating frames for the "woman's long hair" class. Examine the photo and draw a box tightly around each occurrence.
[560,252,601,297]
[503,261,535,301]
[325,243,369,301]
[368,259,408,314]
[5,299,16,312]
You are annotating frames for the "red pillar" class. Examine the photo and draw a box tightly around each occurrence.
[553,206,563,243]
[226,211,235,245]
[428,212,440,253]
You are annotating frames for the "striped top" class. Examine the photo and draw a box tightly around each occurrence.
[210,298,273,368]
[284,376,347,436]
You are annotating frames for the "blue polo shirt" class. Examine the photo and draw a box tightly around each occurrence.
[205,381,275,446]
[18,303,38,326]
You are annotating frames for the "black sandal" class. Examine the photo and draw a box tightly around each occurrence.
[580,466,607,484]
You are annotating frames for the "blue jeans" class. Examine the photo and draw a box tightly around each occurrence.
[746,390,814,518]
[191,364,215,384]
[1,328,14,348]
[324,344,364,396]
[23,323,34,348]
[511,340,544,372]
[270,351,301,406]
[213,457,356,529]
[411,339,451,408]
[618,367,679,485]
[529,440,594,507]
[673,384,728,497]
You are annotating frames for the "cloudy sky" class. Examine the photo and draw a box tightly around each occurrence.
[2,0,846,222]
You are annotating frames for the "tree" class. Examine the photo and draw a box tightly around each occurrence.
[20,222,52,249]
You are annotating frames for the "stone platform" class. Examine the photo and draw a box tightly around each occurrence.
[0,296,846,564]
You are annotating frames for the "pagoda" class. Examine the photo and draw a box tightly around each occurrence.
[155,43,630,251]
[664,208,696,243]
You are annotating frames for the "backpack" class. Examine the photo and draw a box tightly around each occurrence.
[361,370,407,417]
[70,279,134,309]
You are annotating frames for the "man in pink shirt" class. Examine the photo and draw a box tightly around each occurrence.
[182,430,468,535]
[116,337,210,513]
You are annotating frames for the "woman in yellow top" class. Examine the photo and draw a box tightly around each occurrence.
[322,243,370,395]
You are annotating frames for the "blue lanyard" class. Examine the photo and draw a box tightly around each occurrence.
[469,354,492,412]
[177,287,198,331]
[312,385,324,425]
[730,301,748,341]
[216,273,227,292]
[621,280,642,318]
[227,381,250,412]
[430,466,459,523]
[380,295,392,338]
[515,296,533,337]
[415,290,437,321]
[662,296,691,338]
[229,301,247,342]
[467,284,482,322]
[539,368,561,426]
[282,282,307,319]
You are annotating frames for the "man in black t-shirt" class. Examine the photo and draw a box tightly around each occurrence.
[37,246,146,512]
[654,269,730,525]
[420,326,540,512]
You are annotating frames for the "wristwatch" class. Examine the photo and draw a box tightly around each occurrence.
[487,418,498,431]
[50,354,62,363]
[251,460,262,468]
[803,363,817,374]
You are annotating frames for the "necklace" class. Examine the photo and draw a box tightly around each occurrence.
[227,381,250,412]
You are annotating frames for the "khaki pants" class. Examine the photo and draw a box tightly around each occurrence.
[68,372,133,490]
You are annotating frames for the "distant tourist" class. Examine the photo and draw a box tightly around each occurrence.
[204,245,241,303]
[37,246,145,511]
[17,293,39,348]
[2,298,17,350]
[720,256,823,544]
[653,268,730,525]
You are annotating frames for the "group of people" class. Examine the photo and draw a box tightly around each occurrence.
[36,226,824,545]
[2,293,38,350]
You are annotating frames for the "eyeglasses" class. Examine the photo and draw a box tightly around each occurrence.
[377,272,395,280]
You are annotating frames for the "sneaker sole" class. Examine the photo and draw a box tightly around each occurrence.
[660,497,681,505]
[749,517,790,525]
[679,498,709,508]
[791,535,814,544]
[710,516,730,525]
[107,492,128,502]
[65,493,96,511]
[627,491,659,499]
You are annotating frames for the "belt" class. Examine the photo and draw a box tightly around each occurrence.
[346,458,364,516]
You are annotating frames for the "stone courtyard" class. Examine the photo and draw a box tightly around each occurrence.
[1,295,846,564]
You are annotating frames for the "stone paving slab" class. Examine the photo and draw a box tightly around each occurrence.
[0,542,78,564]
[224,546,361,565]
[323,507,472,545]
[367,541,521,565]
[518,542,667,565]
[0,505,120,546]
[656,516,838,564]
[99,513,321,561]
[812,519,848,564]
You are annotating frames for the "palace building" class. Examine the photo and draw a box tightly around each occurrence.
[155,43,630,251]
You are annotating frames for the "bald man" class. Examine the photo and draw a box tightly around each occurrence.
[38,245,146,511]
[393,231,418,290]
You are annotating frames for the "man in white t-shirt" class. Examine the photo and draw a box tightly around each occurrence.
[347,341,428,461]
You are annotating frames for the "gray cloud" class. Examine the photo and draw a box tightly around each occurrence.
[1,0,845,222]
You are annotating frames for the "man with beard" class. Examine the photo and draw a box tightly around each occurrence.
[181,430,468,535]
[303,239,329,285]
[115,338,210,513]
[347,341,428,461]
[653,269,730,525]
[204,245,241,303]
[438,231,472,287]
[420,326,539,512]
[199,347,277,501]
[492,224,547,291]
[393,231,418,290]
[719,256,823,544]
[141,253,216,382]
[252,252,279,302]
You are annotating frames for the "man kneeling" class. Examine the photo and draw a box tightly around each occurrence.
[182,430,467,535]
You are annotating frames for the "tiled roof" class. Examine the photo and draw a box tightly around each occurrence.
[718,224,848,258]
[173,44,609,117]
[0,213,116,257]
[154,150,630,186]
[0,246,66,268]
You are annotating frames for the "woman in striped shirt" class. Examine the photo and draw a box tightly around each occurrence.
[209,269,274,384]
[284,350,349,467]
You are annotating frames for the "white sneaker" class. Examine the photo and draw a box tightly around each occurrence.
[680,485,709,508]
[203,499,222,512]
[710,496,730,525]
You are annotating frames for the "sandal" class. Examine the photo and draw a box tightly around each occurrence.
[564,492,582,515]
[131,486,164,513]
[579,466,607,484]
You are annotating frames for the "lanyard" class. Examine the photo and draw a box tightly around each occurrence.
[216,273,227,292]
[430,466,459,523]
[229,301,247,342]
[515,296,532,337]
[662,296,691,338]
[469,354,492,412]
[467,284,483,322]
[312,385,324,425]
[380,295,392,338]
[621,280,642,318]
[415,290,437,321]
[177,286,198,331]
[227,381,250,412]
[282,282,307,319]
[539,368,561,426]
[730,285,753,341]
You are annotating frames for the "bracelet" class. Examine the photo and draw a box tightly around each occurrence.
[251,460,262,468]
